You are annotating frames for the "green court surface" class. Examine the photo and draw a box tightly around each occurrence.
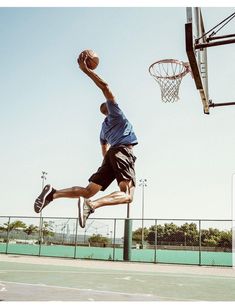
[0,254,235,301]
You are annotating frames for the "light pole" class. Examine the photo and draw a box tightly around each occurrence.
[83,220,95,244]
[184,232,187,247]
[41,171,47,190]
[139,179,147,249]
[39,171,47,244]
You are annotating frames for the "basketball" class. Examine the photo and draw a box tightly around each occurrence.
[78,49,99,70]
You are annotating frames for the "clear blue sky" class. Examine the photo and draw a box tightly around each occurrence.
[0,4,234,227]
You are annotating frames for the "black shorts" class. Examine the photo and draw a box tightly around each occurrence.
[89,145,137,191]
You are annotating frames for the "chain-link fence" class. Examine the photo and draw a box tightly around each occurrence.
[0,216,232,266]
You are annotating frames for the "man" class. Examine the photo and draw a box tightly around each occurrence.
[34,52,138,228]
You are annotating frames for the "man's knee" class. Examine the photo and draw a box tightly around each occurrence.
[70,184,99,198]
[82,187,93,198]
[84,182,102,198]
[119,180,135,203]
[127,193,134,203]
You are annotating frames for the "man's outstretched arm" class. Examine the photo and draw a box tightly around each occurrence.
[79,53,115,101]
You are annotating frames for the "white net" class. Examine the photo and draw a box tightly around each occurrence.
[149,59,190,103]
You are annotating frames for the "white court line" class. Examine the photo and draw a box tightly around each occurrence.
[0,282,7,292]
[0,269,234,280]
[0,280,173,300]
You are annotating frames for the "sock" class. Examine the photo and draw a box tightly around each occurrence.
[86,199,95,212]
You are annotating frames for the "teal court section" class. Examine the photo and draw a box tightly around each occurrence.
[0,243,232,266]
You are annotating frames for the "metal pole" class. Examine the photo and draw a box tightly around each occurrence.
[39,217,43,256]
[142,184,144,248]
[113,219,116,261]
[154,219,157,263]
[123,188,132,261]
[5,217,11,254]
[139,179,147,248]
[207,33,235,41]
[127,203,130,218]
[41,171,47,190]
[199,220,202,266]
[209,101,235,108]
[74,217,79,259]
[39,171,47,246]
[123,218,132,261]
[195,38,235,49]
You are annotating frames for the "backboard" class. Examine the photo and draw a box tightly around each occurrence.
[185,7,210,114]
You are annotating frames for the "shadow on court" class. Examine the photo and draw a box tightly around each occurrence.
[0,254,235,301]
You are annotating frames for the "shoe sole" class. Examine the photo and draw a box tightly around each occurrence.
[78,197,85,228]
[34,185,53,213]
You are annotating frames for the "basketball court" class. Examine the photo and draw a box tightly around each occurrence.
[0,254,235,301]
[0,4,235,303]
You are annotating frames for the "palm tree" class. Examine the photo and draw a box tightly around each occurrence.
[24,224,39,239]
[0,220,26,232]
[0,220,27,242]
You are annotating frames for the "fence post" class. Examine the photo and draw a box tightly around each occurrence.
[154,219,158,263]
[123,218,132,261]
[199,220,202,266]
[38,217,44,256]
[113,219,116,261]
[5,217,11,254]
[123,203,132,261]
[74,217,79,259]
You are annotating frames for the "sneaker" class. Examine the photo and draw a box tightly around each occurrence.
[34,184,55,213]
[78,197,95,228]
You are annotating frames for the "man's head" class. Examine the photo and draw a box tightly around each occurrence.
[100,102,108,116]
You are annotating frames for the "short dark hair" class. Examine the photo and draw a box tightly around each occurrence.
[100,102,108,115]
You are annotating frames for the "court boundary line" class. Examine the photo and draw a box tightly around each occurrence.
[0,280,191,301]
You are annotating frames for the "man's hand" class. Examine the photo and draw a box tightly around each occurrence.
[78,52,90,73]
[78,52,115,101]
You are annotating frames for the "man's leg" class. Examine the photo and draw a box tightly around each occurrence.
[53,182,102,200]
[89,180,135,210]
[34,182,102,214]
[79,180,135,227]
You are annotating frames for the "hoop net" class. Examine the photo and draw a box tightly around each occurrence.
[149,59,191,103]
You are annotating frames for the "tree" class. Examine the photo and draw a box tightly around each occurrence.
[40,221,54,242]
[217,230,232,248]
[162,223,179,243]
[201,228,221,246]
[24,224,39,237]
[88,234,110,245]
[146,223,199,246]
[0,220,27,232]
[179,223,199,245]
[132,227,149,244]
[147,224,164,245]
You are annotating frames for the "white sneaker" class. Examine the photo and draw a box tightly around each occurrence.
[78,197,95,228]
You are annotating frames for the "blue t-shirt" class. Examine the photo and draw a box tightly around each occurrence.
[100,100,138,147]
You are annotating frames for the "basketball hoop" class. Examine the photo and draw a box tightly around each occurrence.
[149,59,191,103]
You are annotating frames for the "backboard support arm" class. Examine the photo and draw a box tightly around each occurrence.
[209,101,235,108]
[195,38,235,49]
[185,22,210,114]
